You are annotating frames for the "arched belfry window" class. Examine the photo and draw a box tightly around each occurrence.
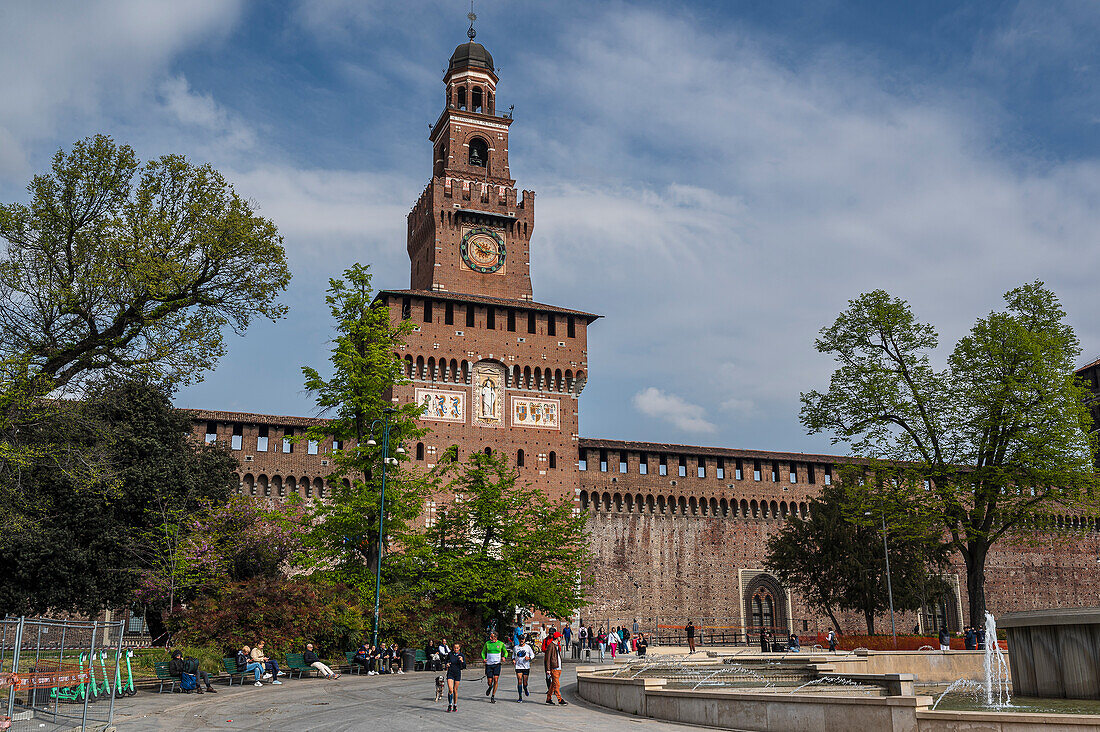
[457,86,467,110]
[472,86,483,113]
[469,137,488,168]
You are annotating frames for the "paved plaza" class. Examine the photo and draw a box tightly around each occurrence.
[109,666,693,732]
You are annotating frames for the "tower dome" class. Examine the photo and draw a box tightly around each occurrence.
[449,41,494,74]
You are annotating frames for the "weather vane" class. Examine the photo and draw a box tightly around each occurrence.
[467,1,477,41]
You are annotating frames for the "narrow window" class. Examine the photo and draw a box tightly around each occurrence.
[789,463,798,484]
[717,459,725,480]
[308,439,319,455]
[231,423,242,451]
[547,316,556,336]
[204,421,217,444]
[600,449,608,472]
[659,455,668,476]
[332,439,342,451]
[401,297,411,319]
[486,308,495,329]
[771,461,779,482]
[423,299,432,323]
[807,464,816,484]
[416,442,425,460]
[639,457,648,476]
[466,305,475,328]
[678,456,687,478]
[257,425,269,452]
[549,451,557,469]
[517,449,525,467]
[619,454,627,473]
[567,316,576,338]
[527,312,536,334]
[445,302,454,325]
[735,459,743,481]
[753,460,761,481]
[824,465,832,485]
[507,310,516,331]
[579,450,587,471]
[697,459,705,478]
[283,429,293,453]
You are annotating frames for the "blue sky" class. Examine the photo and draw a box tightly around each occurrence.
[2,1,1099,454]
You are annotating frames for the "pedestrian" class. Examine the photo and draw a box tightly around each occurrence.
[597,628,607,662]
[685,620,696,654]
[512,635,535,703]
[759,628,769,654]
[939,627,951,652]
[544,632,567,706]
[444,642,466,713]
[964,626,976,650]
[827,629,837,653]
[562,624,572,657]
[607,627,618,659]
[578,625,588,660]
[482,631,508,704]
[977,626,987,651]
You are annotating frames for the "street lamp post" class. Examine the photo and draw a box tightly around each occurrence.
[366,407,403,648]
[867,508,898,648]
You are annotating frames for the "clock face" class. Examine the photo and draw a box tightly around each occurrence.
[461,228,506,273]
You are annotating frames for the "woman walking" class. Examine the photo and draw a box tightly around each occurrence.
[607,628,619,660]
[444,642,466,713]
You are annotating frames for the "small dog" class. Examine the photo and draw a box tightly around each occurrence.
[435,675,445,702]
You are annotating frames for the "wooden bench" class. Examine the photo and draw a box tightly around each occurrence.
[153,662,176,693]
[221,657,255,686]
[344,651,363,675]
[284,653,316,679]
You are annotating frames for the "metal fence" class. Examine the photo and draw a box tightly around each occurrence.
[1,616,126,732]
[574,616,811,648]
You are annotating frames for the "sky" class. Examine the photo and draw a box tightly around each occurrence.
[2,0,1099,455]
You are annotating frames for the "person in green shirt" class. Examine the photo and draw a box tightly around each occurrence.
[482,631,509,703]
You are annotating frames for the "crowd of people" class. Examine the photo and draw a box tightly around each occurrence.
[351,642,406,675]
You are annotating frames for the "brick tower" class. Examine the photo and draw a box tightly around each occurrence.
[378,27,599,511]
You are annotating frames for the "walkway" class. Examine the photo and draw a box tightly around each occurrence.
[110,666,699,731]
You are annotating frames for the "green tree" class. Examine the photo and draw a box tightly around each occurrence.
[801,282,1098,626]
[299,264,426,585]
[0,378,238,617]
[394,451,590,628]
[0,134,291,391]
[764,481,949,635]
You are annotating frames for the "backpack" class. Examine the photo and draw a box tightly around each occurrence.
[180,672,198,691]
[185,657,199,674]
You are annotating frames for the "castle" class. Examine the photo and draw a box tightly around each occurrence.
[187,32,1100,639]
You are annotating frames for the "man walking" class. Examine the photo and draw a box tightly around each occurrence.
[685,620,696,654]
[827,629,838,653]
[482,631,508,703]
[544,632,567,706]
[563,624,573,659]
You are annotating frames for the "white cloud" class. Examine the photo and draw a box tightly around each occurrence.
[0,0,244,178]
[632,387,716,434]
[157,75,255,152]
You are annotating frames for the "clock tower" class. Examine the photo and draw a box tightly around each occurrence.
[406,25,534,300]
[379,26,597,511]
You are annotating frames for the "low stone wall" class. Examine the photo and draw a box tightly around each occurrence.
[577,666,1100,732]
[815,650,995,683]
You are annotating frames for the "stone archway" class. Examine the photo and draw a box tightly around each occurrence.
[743,572,789,642]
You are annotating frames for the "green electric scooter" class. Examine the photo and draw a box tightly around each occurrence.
[50,653,89,703]
[113,650,136,697]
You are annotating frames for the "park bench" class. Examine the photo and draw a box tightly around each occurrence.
[344,651,362,675]
[414,649,427,671]
[153,661,176,693]
[284,653,316,679]
[221,657,255,686]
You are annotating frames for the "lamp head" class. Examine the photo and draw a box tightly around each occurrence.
[366,438,377,446]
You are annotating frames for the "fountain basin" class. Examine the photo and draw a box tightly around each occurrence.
[1000,608,1100,699]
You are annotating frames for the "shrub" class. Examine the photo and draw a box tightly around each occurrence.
[169,577,368,657]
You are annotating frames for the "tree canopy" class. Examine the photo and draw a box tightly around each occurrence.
[801,282,1098,626]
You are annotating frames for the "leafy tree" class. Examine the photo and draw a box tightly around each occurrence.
[0,134,291,391]
[299,263,426,584]
[801,282,1098,626]
[0,378,237,617]
[764,481,949,635]
[394,451,590,629]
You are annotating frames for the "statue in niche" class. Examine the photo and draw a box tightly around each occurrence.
[481,377,497,418]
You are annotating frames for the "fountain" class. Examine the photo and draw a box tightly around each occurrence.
[1000,607,1100,699]
[983,612,1011,706]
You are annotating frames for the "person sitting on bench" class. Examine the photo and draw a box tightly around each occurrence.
[303,643,339,679]
[237,645,267,687]
[353,644,372,673]
[251,641,282,684]
[169,649,217,693]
